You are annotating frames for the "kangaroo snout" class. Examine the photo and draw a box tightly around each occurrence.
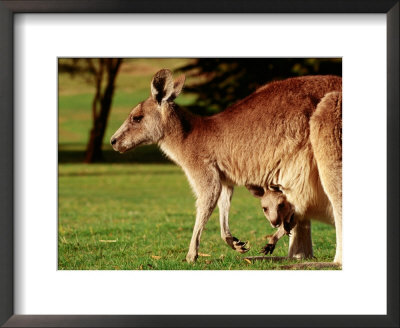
[269,216,281,228]
[110,135,122,152]
[110,134,126,153]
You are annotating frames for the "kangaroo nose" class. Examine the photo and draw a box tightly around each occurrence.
[270,217,281,228]
[111,138,117,145]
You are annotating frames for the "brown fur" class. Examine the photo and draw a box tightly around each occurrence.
[246,185,296,229]
[246,185,297,255]
[111,69,342,263]
[310,91,342,262]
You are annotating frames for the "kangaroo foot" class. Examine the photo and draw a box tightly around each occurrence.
[232,237,249,253]
[185,252,198,263]
[261,243,276,255]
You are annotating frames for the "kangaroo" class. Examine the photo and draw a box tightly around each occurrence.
[110,69,342,264]
[246,184,297,255]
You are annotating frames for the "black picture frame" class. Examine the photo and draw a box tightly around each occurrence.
[0,1,398,327]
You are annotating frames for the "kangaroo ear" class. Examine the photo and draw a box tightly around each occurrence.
[269,184,283,193]
[246,185,265,198]
[171,74,185,100]
[151,69,174,104]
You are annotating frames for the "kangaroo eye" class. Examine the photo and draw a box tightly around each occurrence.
[263,207,268,212]
[132,115,143,123]
[278,203,285,210]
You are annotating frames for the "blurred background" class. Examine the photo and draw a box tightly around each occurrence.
[58,58,341,164]
[58,58,341,270]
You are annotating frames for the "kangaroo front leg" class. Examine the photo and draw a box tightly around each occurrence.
[186,181,222,263]
[218,185,249,253]
[288,219,313,259]
[261,225,286,255]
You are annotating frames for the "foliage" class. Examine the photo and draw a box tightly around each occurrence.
[178,58,342,115]
[59,58,123,162]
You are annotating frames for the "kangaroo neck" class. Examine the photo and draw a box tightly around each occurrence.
[158,106,202,164]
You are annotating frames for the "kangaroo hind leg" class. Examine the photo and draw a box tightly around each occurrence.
[310,91,342,264]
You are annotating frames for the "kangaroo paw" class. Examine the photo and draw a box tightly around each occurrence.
[261,243,275,255]
[232,237,249,253]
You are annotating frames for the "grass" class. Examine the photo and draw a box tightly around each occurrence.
[58,163,337,270]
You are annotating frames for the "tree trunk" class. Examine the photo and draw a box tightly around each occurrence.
[84,59,122,163]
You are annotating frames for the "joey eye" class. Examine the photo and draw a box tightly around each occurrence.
[263,207,268,212]
[278,203,285,210]
[132,115,144,123]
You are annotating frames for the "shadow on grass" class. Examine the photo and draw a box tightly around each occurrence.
[59,144,171,164]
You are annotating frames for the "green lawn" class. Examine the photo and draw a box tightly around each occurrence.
[58,163,337,270]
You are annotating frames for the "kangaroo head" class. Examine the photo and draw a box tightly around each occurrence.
[246,184,296,231]
[110,69,185,153]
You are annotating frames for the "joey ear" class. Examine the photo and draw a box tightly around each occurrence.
[269,184,283,193]
[245,184,265,198]
[151,69,174,104]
